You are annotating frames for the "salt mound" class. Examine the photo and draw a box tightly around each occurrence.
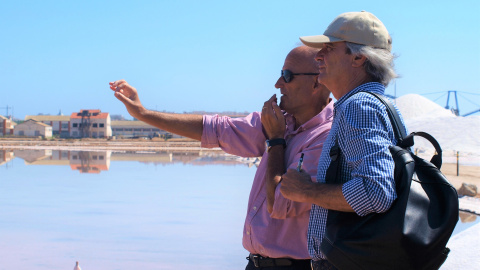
[391,94,479,164]
[394,94,455,120]
[405,115,480,159]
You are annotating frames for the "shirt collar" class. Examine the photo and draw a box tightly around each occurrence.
[284,99,334,135]
[334,82,386,110]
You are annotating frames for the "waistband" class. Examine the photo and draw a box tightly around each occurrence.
[247,254,310,268]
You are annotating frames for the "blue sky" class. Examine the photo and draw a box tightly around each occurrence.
[1,0,479,119]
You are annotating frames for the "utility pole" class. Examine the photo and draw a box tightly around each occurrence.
[0,105,13,119]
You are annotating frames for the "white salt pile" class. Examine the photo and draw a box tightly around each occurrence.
[395,94,457,120]
[393,94,479,165]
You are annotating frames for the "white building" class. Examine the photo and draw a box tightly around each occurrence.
[70,109,112,138]
[14,119,52,138]
[111,120,176,138]
[25,115,71,137]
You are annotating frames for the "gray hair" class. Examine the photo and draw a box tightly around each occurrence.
[345,42,397,86]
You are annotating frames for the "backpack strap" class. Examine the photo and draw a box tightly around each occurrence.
[365,92,443,169]
[366,92,408,146]
[325,137,341,184]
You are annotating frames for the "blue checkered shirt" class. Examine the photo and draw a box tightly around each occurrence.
[308,82,406,260]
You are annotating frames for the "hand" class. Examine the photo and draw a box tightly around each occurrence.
[109,80,145,119]
[261,94,286,139]
[280,169,314,203]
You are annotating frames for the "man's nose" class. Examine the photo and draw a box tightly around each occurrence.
[274,76,283,89]
[315,49,324,61]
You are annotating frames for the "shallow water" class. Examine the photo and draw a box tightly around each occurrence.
[0,149,256,270]
[0,149,478,270]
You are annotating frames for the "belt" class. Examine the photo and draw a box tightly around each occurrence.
[310,259,338,270]
[247,254,294,267]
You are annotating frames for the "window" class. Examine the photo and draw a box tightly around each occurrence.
[93,123,98,128]
[99,155,104,160]
[99,123,104,128]
[61,123,68,129]
[19,131,24,136]
[73,123,78,127]
[134,128,141,132]
[34,131,40,136]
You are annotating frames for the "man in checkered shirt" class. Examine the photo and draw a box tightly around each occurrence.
[280,11,405,270]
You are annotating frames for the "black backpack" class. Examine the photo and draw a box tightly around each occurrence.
[321,92,459,270]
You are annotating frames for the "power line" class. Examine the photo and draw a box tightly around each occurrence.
[432,93,447,103]
[458,93,480,108]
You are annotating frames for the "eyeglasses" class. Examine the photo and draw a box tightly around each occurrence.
[281,69,319,83]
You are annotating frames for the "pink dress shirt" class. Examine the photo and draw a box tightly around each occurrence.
[201,101,333,259]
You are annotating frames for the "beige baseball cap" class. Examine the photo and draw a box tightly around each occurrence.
[300,11,392,51]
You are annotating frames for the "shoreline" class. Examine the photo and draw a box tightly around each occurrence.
[1,138,479,191]
[0,138,213,152]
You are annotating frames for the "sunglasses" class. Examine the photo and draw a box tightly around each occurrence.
[281,69,319,83]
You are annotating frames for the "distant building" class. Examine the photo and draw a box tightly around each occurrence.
[111,120,178,138]
[25,115,71,137]
[0,115,15,136]
[14,119,52,138]
[70,109,112,138]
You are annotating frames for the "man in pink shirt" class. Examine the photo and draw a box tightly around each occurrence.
[109,46,333,270]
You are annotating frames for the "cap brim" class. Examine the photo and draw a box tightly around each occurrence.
[299,35,343,48]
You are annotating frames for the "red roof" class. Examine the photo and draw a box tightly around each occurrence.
[70,110,109,119]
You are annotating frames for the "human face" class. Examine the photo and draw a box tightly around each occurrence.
[314,42,352,98]
[274,52,318,115]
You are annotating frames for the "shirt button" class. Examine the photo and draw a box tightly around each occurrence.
[247,231,250,235]
[253,206,257,211]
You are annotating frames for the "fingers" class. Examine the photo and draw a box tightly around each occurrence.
[262,94,278,116]
[109,79,128,92]
[272,101,283,119]
[113,91,132,105]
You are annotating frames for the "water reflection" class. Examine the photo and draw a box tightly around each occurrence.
[1,149,261,173]
[0,148,478,269]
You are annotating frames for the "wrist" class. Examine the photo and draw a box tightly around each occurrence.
[266,138,286,152]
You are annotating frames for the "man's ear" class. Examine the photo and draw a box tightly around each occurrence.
[352,54,367,67]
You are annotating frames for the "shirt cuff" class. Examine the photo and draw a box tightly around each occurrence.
[342,178,371,216]
[200,115,220,148]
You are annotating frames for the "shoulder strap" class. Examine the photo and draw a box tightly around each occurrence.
[365,92,407,145]
[363,92,443,169]
[325,137,341,184]
[325,91,444,183]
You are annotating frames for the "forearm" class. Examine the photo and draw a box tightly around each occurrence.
[280,169,354,212]
[137,109,204,141]
[304,182,354,212]
[266,145,285,214]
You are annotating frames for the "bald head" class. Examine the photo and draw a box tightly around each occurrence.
[275,46,330,127]
[285,46,320,72]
